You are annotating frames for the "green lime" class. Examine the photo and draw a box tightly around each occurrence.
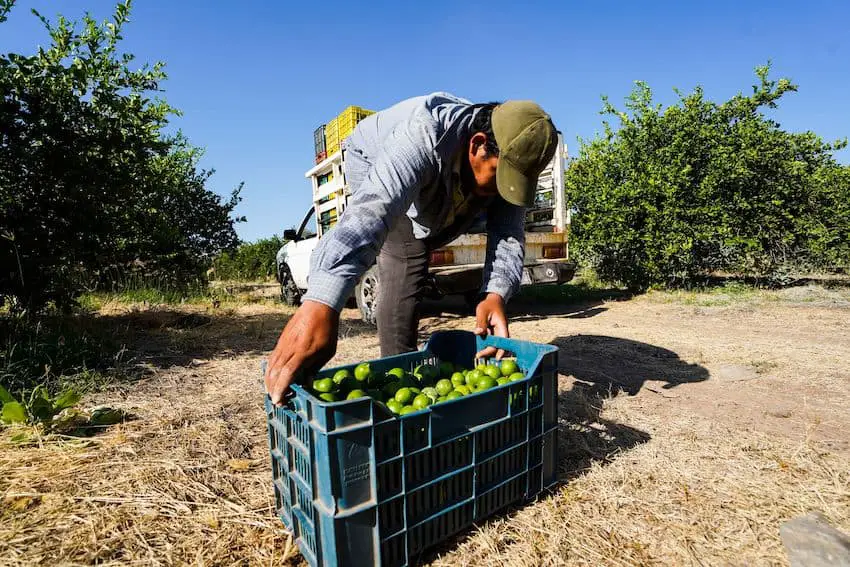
[466,369,483,386]
[382,381,401,398]
[387,367,406,381]
[312,377,335,393]
[347,389,367,400]
[450,372,466,387]
[409,386,421,395]
[398,405,417,416]
[318,392,338,402]
[462,369,470,377]
[439,361,455,378]
[333,369,352,385]
[446,390,463,400]
[354,363,371,382]
[422,387,439,402]
[497,377,509,385]
[436,396,447,403]
[509,372,525,382]
[499,360,519,377]
[412,394,432,410]
[475,376,497,391]
[386,399,403,414]
[454,384,471,396]
[484,365,501,380]
[435,379,453,396]
[394,387,413,405]
[477,363,488,371]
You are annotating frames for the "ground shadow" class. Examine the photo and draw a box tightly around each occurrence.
[552,334,710,395]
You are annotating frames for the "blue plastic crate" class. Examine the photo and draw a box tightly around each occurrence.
[264,330,559,567]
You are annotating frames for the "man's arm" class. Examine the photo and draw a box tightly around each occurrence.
[265,119,438,405]
[302,121,438,312]
[474,198,525,359]
[481,197,526,302]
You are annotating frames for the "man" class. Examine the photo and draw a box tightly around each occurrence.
[265,92,558,405]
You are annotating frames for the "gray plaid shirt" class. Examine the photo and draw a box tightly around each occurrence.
[303,92,525,312]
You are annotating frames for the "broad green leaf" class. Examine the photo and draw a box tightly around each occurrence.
[0,385,15,405]
[1,402,28,424]
[53,389,81,411]
[28,396,54,423]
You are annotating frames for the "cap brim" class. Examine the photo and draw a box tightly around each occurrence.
[496,159,536,207]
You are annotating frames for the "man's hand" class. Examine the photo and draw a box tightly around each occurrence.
[473,292,509,360]
[265,300,340,406]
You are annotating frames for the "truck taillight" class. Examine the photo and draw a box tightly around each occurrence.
[542,244,565,259]
[429,250,454,266]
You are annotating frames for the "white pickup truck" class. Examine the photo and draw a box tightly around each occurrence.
[276,133,575,324]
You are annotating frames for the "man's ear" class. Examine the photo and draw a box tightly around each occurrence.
[469,132,487,159]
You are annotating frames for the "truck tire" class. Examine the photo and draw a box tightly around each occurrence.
[355,265,379,326]
[279,265,301,306]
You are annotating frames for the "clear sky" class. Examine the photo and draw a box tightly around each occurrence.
[3,0,848,241]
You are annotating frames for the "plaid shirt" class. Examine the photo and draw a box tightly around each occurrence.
[303,93,526,312]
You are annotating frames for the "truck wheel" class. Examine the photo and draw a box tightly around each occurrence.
[279,265,301,306]
[355,266,379,326]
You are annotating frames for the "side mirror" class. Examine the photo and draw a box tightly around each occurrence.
[283,229,298,242]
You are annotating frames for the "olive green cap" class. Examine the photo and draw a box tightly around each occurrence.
[492,100,558,207]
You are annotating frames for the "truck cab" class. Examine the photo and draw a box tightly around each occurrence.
[276,133,575,323]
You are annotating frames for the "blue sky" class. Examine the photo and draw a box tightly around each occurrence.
[3,0,848,241]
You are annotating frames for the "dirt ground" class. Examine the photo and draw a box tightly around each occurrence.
[1,284,849,566]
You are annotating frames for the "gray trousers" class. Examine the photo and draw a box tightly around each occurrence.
[376,213,430,357]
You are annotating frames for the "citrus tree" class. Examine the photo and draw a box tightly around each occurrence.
[565,65,849,289]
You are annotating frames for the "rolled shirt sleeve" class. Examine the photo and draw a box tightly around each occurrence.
[481,197,526,302]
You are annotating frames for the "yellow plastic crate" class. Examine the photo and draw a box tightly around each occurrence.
[325,105,374,156]
[325,117,340,156]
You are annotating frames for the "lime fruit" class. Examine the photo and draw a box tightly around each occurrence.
[475,376,497,391]
[509,372,525,382]
[398,405,417,416]
[446,390,463,401]
[386,367,406,381]
[386,399,403,414]
[497,377,509,385]
[484,364,501,380]
[422,387,439,402]
[354,363,371,382]
[347,389,367,400]
[450,372,466,387]
[408,386,421,395]
[435,379,454,397]
[394,387,413,405]
[312,377,335,393]
[454,384,471,396]
[412,394,432,410]
[333,369,352,385]
[318,392,338,402]
[499,360,519,377]
[466,369,483,387]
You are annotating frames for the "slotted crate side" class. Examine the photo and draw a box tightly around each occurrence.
[265,331,559,567]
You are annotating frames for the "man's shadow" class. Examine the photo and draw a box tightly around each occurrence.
[553,334,710,479]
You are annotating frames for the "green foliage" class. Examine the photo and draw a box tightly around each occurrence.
[1,312,120,402]
[0,1,244,312]
[0,383,81,425]
[565,64,850,290]
[212,236,285,281]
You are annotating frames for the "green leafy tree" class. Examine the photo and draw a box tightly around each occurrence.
[212,236,285,281]
[565,65,849,289]
[0,0,243,311]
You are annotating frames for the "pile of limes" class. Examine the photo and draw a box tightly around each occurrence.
[307,359,526,415]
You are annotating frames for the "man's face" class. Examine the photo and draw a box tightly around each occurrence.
[464,132,499,198]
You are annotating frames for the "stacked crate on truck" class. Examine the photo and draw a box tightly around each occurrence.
[313,125,326,164]
[308,105,375,235]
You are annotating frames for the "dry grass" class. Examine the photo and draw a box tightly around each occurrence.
[1,285,849,566]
